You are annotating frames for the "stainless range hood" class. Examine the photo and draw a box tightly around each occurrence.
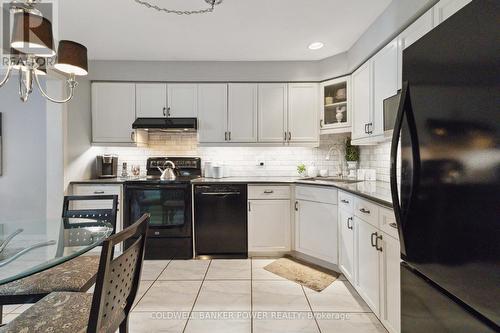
[132,118,197,132]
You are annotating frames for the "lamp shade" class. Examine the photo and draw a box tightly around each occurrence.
[11,12,56,57]
[54,40,88,76]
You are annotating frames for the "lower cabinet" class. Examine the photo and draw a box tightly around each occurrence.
[338,208,355,282]
[356,217,382,316]
[380,232,401,333]
[248,200,291,252]
[338,190,401,333]
[295,199,338,264]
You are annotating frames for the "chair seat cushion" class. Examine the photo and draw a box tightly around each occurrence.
[0,292,92,333]
[0,256,100,296]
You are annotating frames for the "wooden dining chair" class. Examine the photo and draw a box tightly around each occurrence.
[0,213,149,333]
[0,195,118,323]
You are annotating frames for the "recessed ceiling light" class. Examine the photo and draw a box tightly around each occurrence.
[308,42,324,50]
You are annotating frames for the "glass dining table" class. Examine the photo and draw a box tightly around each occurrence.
[0,218,114,286]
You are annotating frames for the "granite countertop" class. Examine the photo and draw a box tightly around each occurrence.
[71,176,393,208]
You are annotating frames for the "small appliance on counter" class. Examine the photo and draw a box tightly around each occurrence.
[96,155,118,178]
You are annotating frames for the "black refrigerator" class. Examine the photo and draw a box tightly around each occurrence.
[390,1,500,332]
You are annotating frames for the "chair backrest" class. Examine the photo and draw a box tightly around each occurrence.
[62,195,119,232]
[87,213,149,333]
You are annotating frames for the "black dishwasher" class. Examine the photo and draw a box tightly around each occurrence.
[194,184,248,258]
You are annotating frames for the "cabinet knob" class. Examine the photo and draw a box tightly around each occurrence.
[131,131,136,142]
[288,132,292,141]
[320,119,323,128]
[295,201,299,211]
[371,232,378,248]
[347,217,353,230]
[341,199,350,204]
[376,234,383,252]
[389,222,398,229]
[162,107,167,117]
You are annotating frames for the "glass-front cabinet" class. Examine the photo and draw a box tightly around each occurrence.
[320,76,351,134]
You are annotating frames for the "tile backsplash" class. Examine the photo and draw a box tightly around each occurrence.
[88,133,392,181]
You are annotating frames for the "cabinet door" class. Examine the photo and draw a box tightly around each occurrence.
[167,84,198,117]
[351,62,372,141]
[228,83,258,142]
[380,233,401,333]
[397,9,434,89]
[92,83,136,143]
[287,83,319,143]
[372,39,398,137]
[356,217,381,316]
[295,200,338,264]
[248,200,291,252]
[339,208,355,282]
[197,84,228,143]
[136,83,167,118]
[258,84,287,143]
[433,0,472,26]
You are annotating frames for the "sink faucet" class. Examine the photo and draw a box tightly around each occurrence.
[326,145,345,177]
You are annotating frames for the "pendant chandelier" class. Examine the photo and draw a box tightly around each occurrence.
[134,0,223,15]
[0,1,88,103]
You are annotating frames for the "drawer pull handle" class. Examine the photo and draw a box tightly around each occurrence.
[389,223,398,229]
[371,232,378,248]
[94,191,105,194]
[263,190,274,194]
[359,208,371,214]
[341,199,350,204]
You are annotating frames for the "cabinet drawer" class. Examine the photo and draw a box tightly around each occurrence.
[73,184,121,196]
[338,191,354,212]
[379,207,399,240]
[354,197,379,228]
[296,185,337,205]
[248,185,290,200]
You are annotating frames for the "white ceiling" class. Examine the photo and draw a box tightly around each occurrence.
[58,0,392,61]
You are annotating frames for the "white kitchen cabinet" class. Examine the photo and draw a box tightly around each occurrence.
[287,83,319,143]
[320,76,351,134]
[258,83,287,143]
[228,83,258,142]
[295,196,338,264]
[372,39,399,138]
[197,84,228,143]
[351,61,373,142]
[397,9,434,89]
[356,217,381,316]
[92,82,136,143]
[167,84,198,117]
[338,208,355,282]
[248,200,291,253]
[136,83,168,118]
[433,0,472,27]
[380,232,401,333]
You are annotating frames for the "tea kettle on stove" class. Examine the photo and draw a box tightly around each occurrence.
[157,161,177,180]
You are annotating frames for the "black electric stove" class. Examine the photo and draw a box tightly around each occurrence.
[123,157,201,259]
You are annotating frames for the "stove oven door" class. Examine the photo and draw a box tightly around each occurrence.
[124,183,192,238]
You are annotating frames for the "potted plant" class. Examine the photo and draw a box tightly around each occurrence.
[297,163,307,178]
[345,137,359,171]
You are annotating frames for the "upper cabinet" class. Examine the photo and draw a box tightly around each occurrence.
[92,82,136,143]
[167,84,198,118]
[228,83,258,143]
[433,0,472,27]
[258,83,288,143]
[136,83,168,118]
[136,83,197,118]
[351,61,373,143]
[320,76,351,134]
[287,83,319,143]
[197,84,228,143]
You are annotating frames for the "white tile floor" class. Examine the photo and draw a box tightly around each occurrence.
[1,259,388,333]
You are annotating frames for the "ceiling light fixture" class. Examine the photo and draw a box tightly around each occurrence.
[0,0,88,103]
[134,0,223,15]
[308,42,324,50]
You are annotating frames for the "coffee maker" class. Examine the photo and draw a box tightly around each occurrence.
[96,155,118,178]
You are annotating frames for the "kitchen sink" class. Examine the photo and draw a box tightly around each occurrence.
[301,177,362,184]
